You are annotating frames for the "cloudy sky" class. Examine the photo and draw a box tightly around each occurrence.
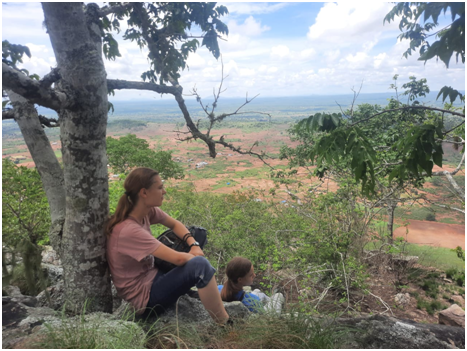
[2,2,465,101]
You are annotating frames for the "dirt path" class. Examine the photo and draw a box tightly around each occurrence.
[394,219,465,249]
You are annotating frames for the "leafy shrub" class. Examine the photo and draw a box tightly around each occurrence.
[420,279,438,299]
[425,213,436,221]
[152,183,370,296]
[445,268,458,279]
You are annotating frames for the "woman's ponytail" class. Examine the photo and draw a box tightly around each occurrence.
[105,168,159,236]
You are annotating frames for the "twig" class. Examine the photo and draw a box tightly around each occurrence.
[314,282,333,310]
[366,290,394,316]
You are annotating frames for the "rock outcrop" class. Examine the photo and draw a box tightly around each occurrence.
[335,314,464,349]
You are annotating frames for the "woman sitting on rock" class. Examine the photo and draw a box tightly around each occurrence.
[106,167,229,324]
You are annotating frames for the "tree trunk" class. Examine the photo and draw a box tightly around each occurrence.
[7,91,66,252]
[386,201,396,245]
[42,2,112,312]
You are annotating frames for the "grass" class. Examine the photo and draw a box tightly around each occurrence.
[146,311,348,349]
[235,167,269,179]
[402,243,465,271]
[212,179,239,190]
[39,309,147,349]
[365,240,465,271]
[187,160,232,179]
[36,301,348,349]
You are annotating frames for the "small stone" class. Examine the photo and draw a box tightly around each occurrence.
[394,293,411,306]
[439,304,465,328]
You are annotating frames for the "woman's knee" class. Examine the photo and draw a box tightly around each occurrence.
[185,256,215,288]
[185,256,211,272]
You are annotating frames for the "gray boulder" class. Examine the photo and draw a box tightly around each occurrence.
[36,280,65,310]
[114,294,250,325]
[42,263,63,285]
[2,297,146,349]
[2,297,60,348]
[334,314,464,349]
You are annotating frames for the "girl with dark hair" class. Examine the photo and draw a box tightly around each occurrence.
[219,257,284,314]
[106,167,229,324]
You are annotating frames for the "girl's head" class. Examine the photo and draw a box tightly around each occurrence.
[221,257,256,302]
[106,167,163,235]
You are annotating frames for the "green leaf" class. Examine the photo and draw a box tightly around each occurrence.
[389,167,399,183]
[354,162,365,182]
[432,152,443,167]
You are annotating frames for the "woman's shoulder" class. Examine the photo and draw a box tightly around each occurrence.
[112,218,153,240]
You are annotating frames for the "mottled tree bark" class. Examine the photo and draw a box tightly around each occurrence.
[7,91,66,252]
[41,2,112,312]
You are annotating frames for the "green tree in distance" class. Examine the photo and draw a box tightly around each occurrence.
[106,134,184,178]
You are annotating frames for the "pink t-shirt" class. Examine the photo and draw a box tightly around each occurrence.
[107,207,167,313]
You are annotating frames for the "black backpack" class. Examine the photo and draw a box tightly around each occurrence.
[153,226,207,272]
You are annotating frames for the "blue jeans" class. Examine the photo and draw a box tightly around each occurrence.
[144,226,213,317]
[145,256,216,316]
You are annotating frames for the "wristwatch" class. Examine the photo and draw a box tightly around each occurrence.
[189,241,200,248]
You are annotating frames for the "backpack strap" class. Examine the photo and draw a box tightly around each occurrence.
[238,290,246,301]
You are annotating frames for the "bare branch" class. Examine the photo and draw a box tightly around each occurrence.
[350,106,465,127]
[38,115,59,128]
[431,203,465,214]
[444,120,465,135]
[3,63,69,111]
[107,79,180,95]
[349,80,364,117]
[2,110,15,120]
[432,151,464,177]
[2,107,58,128]
[212,138,274,169]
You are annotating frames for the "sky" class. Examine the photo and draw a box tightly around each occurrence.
[2,2,465,102]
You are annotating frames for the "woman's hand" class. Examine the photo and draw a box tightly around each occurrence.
[189,246,204,257]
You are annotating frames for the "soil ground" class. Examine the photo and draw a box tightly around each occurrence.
[394,220,465,249]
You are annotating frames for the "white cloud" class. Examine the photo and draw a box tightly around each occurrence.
[186,53,206,69]
[307,2,399,51]
[227,16,270,37]
[268,66,278,74]
[270,45,290,59]
[300,48,316,59]
[220,2,289,15]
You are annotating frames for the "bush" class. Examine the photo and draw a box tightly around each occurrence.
[425,213,436,221]
[445,268,458,279]
[420,279,438,299]
[151,183,370,298]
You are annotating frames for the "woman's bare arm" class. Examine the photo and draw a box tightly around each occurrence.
[152,244,194,266]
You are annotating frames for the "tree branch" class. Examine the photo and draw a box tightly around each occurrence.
[38,115,59,128]
[2,63,69,111]
[350,106,465,127]
[431,203,465,214]
[2,110,15,120]
[107,78,180,95]
[96,2,131,17]
[39,67,61,88]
